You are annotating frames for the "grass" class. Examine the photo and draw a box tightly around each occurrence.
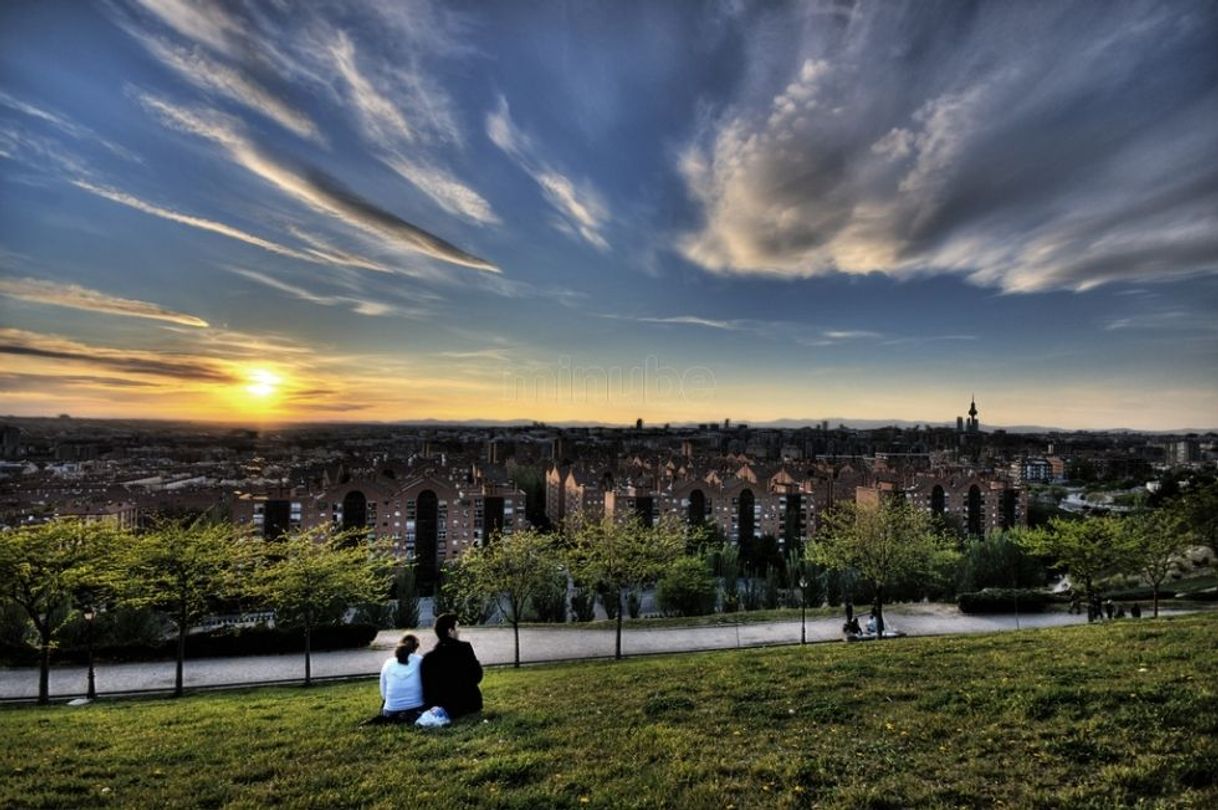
[3,615,1216,809]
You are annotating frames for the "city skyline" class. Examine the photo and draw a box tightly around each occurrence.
[2,1,1217,431]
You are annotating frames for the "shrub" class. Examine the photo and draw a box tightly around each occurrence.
[597,584,620,619]
[656,556,716,617]
[570,586,596,622]
[528,570,568,623]
[627,588,642,619]
[4,623,380,665]
[957,588,1060,614]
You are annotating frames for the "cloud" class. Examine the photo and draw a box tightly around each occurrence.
[72,179,328,265]
[139,95,498,271]
[329,30,415,145]
[224,266,427,319]
[0,328,236,383]
[0,91,139,162]
[486,95,610,251]
[677,2,1218,293]
[128,0,244,57]
[384,157,499,225]
[630,315,743,331]
[0,276,209,327]
[125,31,323,142]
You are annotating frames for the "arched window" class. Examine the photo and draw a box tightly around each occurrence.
[738,488,756,545]
[967,485,983,536]
[416,490,439,595]
[688,489,706,526]
[341,490,367,532]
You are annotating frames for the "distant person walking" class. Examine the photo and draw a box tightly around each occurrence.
[422,613,483,719]
[1104,599,1115,621]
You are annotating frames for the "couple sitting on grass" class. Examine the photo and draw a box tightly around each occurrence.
[377,612,483,725]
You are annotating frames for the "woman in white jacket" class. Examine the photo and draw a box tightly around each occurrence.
[379,634,424,722]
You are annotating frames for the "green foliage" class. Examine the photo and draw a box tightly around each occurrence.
[956,530,1048,593]
[569,585,596,622]
[565,514,685,658]
[811,498,950,624]
[1018,516,1140,610]
[251,526,390,684]
[457,529,564,665]
[526,569,568,623]
[656,556,716,617]
[0,519,124,702]
[627,588,642,619]
[435,561,496,627]
[3,615,1216,808]
[957,588,1060,614]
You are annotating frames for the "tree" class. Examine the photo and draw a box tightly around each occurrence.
[458,529,562,667]
[1125,509,1192,618]
[656,555,716,617]
[121,520,257,697]
[0,520,121,704]
[1017,516,1138,622]
[253,526,390,686]
[392,565,421,629]
[565,515,684,659]
[810,498,949,638]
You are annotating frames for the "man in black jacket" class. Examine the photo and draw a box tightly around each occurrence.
[421,612,483,719]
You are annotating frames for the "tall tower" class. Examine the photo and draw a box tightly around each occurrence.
[967,396,979,433]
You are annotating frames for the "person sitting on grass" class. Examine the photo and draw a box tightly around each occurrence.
[422,613,483,720]
[377,634,425,723]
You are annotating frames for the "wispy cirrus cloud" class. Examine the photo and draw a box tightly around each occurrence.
[324,29,497,226]
[487,95,610,251]
[123,30,323,142]
[139,95,498,271]
[224,266,428,319]
[0,90,139,162]
[678,2,1218,293]
[0,276,209,327]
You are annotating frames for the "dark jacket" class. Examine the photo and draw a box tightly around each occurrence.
[421,637,483,718]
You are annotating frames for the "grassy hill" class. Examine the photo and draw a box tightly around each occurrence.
[3,615,1216,808]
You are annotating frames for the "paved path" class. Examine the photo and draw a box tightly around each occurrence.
[0,607,1171,701]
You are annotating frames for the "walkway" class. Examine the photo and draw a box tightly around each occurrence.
[0,606,1155,701]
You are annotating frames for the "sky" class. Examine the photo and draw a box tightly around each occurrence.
[1,0,1216,431]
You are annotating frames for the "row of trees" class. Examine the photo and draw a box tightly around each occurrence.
[0,521,391,704]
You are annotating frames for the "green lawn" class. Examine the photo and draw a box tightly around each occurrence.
[3,616,1216,809]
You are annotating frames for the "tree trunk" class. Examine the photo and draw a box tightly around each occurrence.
[874,584,885,640]
[175,604,187,697]
[304,621,312,687]
[615,588,623,660]
[38,624,51,705]
[1152,584,1160,619]
[513,619,520,668]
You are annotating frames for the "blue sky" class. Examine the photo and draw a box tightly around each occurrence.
[1,0,1216,429]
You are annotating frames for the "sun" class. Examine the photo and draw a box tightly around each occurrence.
[244,368,282,400]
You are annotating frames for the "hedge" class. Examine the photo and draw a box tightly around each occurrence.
[0,623,379,667]
[957,588,1059,614]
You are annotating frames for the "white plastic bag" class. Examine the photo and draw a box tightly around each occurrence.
[415,706,451,728]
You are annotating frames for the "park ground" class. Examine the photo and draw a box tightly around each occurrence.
[2,613,1216,809]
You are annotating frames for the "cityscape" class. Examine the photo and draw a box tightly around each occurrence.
[2,0,1217,807]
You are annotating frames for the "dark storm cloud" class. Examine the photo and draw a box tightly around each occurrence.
[679,0,1218,292]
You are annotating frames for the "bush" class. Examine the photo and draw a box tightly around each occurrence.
[352,602,397,629]
[958,589,1060,614]
[597,584,620,619]
[657,557,717,617]
[570,586,596,622]
[2,623,380,665]
[627,588,642,619]
[528,570,568,623]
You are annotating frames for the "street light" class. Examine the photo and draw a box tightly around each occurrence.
[798,576,808,645]
[82,606,97,701]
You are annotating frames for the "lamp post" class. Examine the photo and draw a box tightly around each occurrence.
[83,606,97,701]
[798,576,808,645]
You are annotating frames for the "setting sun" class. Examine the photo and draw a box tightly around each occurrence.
[244,368,282,400]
